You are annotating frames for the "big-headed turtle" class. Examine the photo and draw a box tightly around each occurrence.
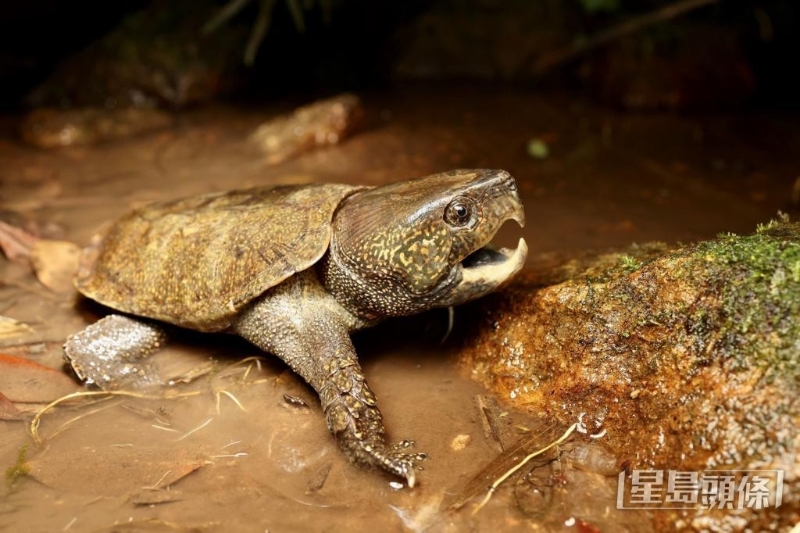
[65,169,527,486]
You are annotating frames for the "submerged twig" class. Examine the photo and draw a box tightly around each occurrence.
[146,469,173,490]
[212,356,269,388]
[214,389,248,414]
[163,360,216,387]
[209,452,248,459]
[46,399,125,441]
[471,423,579,515]
[220,355,269,373]
[30,390,201,444]
[151,424,181,434]
[475,394,509,451]
[448,424,557,511]
[176,417,213,441]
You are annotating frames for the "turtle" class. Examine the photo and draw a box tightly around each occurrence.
[64,169,528,486]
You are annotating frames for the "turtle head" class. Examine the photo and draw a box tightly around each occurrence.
[324,169,527,319]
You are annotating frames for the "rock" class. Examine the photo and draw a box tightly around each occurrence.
[29,239,81,294]
[18,0,241,148]
[25,0,243,110]
[460,219,800,531]
[249,93,365,164]
[20,107,175,148]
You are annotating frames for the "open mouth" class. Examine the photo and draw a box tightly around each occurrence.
[463,245,514,269]
[459,203,527,291]
[445,189,528,303]
[460,238,528,285]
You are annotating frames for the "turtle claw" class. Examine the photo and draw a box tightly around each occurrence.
[403,464,416,489]
[382,454,415,487]
[318,352,433,486]
[382,440,428,488]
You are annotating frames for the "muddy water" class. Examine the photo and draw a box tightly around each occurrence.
[0,339,540,532]
[1,85,797,532]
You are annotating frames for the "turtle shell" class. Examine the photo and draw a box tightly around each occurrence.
[76,183,364,331]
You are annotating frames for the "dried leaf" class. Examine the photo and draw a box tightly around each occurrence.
[0,353,79,403]
[0,220,39,262]
[305,463,332,494]
[131,489,184,506]
[0,391,23,421]
[29,239,81,293]
[0,316,34,339]
[28,447,209,497]
[446,424,561,511]
[0,209,64,240]
[154,460,208,489]
[20,108,175,148]
[475,394,513,451]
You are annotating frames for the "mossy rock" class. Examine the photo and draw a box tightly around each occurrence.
[460,218,800,531]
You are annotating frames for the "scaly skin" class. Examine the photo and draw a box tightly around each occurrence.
[233,269,424,485]
[321,169,526,319]
[65,169,527,486]
[64,315,166,390]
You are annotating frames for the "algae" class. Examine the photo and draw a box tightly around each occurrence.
[4,444,30,489]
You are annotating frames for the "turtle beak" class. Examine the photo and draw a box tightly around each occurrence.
[447,188,527,306]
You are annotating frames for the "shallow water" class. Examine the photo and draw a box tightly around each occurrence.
[1,85,797,532]
[2,328,645,532]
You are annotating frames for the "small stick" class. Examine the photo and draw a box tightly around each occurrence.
[145,469,173,490]
[151,425,181,433]
[176,417,213,441]
[47,399,125,441]
[215,390,248,413]
[30,390,200,443]
[472,422,579,515]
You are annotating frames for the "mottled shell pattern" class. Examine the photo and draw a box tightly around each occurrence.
[76,184,365,331]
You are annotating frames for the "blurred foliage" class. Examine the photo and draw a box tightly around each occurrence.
[578,0,621,14]
[204,0,341,65]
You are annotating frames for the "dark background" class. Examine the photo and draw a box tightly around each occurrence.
[1,0,798,111]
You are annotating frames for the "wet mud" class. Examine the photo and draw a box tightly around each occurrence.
[1,86,798,531]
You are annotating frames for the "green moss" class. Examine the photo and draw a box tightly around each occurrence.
[555,221,799,379]
[756,213,789,234]
[618,254,643,272]
[694,220,800,374]
[4,444,30,489]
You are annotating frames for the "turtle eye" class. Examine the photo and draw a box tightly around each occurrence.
[444,198,474,227]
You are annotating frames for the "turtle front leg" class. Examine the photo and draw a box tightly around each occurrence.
[234,272,425,486]
[315,341,426,487]
[64,314,167,390]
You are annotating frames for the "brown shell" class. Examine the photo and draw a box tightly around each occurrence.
[76,184,364,331]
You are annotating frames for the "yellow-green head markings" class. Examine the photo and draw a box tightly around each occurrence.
[322,169,527,318]
[69,170,526,487]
